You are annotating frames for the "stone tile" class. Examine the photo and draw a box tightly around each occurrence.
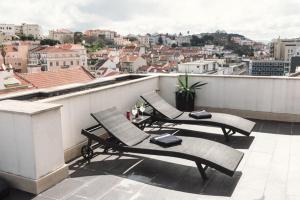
[40,179,84,199]
[231,186,264,200]
[202,170,241,197]
[100,179,145,200]
[260,121,280,134]
[287,195,300,200]
[137,184,206,200]
[291,123,300,135]
[73,175,123,199]
[3,189,35,200]
[278,122,292,135]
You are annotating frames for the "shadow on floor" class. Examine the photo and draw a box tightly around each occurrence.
[69,152,242,197]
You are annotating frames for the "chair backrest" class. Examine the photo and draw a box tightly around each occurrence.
[141,91,183,119]
[91,107,149,146]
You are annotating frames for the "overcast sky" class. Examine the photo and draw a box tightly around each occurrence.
[1,0,300,41]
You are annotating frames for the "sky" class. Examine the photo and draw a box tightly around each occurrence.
[1,0,300,41]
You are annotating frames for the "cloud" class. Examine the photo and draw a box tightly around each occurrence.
[0,0,300,40]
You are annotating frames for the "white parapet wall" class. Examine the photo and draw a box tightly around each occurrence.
[159,74,300,122]
[38,75,160,162]
[0,100,68,194]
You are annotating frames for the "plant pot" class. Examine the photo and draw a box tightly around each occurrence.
[175,91,195,112]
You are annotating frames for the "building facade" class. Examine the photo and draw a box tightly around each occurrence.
[28,46,84,73]
[271,38,300,61]
[49,29,74,44]
[15,23,42,38]
[178,60,218,74]
[250,60,290,76]
[84,29,116,40]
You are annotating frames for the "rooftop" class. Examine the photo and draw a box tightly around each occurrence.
[1,74,300,200]
[5,120,300,200]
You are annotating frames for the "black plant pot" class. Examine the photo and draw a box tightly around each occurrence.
[175,91,195,112]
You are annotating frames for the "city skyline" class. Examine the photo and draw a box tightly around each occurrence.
[1,0,300,41]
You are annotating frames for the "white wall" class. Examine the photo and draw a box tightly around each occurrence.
[0,100,64,179]
[39,76,159,151]
[159,74,300,115]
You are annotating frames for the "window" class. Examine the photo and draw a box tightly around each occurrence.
[50,62,53,67]
[56,61,59,66]
[70,61,73,65]
[77,61,80,65]
[63,61,66,66]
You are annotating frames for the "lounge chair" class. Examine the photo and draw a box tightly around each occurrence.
[81,107,244,180]
[141,91,256,141]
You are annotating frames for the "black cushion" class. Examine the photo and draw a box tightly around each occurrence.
[189,110,212,119]
[0,178,9,199]
[150,134,182,147]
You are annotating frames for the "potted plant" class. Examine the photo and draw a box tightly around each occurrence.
[176,73,207,111]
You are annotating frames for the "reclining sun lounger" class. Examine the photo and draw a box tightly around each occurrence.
[81,107,244,180]
[141,91,256,141]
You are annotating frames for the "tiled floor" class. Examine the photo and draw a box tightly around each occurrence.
[4,120,300,200]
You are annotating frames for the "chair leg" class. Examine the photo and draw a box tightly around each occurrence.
[221,128,230,142]
[195,162,208,181]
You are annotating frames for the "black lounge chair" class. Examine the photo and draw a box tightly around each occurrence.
[81,107,244,181]
[141,91,256,141]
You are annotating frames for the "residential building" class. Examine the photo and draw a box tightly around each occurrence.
[0,23,41,39]
[119,55,147,73]
[178,60,218,74]
[113,36,131,46]
[58,44,87,68]
[271,38,300,61]
[15,23,42,38]
[0,32,13,43]
[138,35,150,47]
[84,29,116,40]
[0,42,31,73]
[0,24,15,36]
[28,46,85,73]
[176,35,191,46]
[250,60,290,76]
[49,29,74,44]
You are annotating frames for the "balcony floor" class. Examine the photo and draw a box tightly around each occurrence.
[5,119,300,200]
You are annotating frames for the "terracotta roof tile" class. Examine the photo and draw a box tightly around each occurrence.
[15,67,95,89]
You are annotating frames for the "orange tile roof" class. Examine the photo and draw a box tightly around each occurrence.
[15,67,95,89]
[34,46,75,53]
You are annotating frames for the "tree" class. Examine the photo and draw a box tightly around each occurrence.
[171,43,178,48]
[74,32,83,44]
[40,39,61,46]
[19,34,35,41]
[0,45,6,65]
[158,35,163,45]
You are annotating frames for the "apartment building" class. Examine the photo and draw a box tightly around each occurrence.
[0,41,38,72]
[0,24,15,36]
[113,36,131,46]
[250,60,290,76]
[48,29,74,44]
[178,60,218,74]
[15,23,42,38]
[119,55,147,73]
[84,29,116,40]
[58,44,87,67]
[0,23,41,39]
[28,46,84,73]
[271,38,300,61]
[137,35,150,47]
[176,35,191,46]
[0,32,13,43]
